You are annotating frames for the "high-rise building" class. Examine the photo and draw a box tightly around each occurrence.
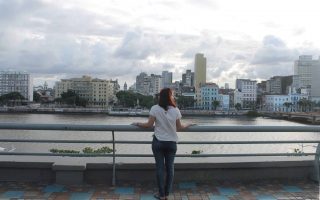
[236,79,257,109]
[136,72,147,93]
[150,74,162,95]
[54,76,115,108]
[0,70,33,101]
[182,69,194,87]
[266,76,282,94]
[194,53,206,88]
[194,54,207,107]
[281,76,293,95]
[136,73,162,95]
[266,76,293,95]
[293,55,317,89]
[161,71,172,88]
[311,57,320,102]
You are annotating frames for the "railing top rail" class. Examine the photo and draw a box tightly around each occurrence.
[0,123,320,132]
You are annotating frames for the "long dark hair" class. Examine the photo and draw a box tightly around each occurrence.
[158,88,176,111]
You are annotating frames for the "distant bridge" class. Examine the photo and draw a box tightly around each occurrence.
[260,112,320,124]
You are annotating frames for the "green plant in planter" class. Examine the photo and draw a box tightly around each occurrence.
[191,150,203,154]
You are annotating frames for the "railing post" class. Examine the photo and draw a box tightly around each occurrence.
[313,143,320,182]
[112,130,116,186]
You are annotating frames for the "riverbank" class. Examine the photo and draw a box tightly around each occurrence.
[0,107,248,117]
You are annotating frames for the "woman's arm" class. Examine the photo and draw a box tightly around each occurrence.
[176,119,195,131]
[132,116,156,128]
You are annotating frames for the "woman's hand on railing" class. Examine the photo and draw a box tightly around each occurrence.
[131,116,155,128]
[176,120,196,131]
[186,123,197,128]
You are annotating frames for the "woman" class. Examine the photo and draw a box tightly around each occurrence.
[132,88,194,200]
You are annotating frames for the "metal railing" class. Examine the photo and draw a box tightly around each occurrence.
[0,123,320,184]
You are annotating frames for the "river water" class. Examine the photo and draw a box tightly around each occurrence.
[0,113,319,163]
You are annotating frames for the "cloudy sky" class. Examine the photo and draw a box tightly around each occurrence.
[1,0,320,88]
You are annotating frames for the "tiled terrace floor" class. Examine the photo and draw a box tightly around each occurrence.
[0,179,319,200]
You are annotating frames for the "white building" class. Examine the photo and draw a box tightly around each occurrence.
[263,92,308,112]
[233,89,243,107]
[0,71,33,101]
[236,79,257,109]
[54,76,115,108]
[263,95,290,112]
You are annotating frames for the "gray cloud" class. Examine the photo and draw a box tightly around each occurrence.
[0,0,319,89]
[114,29,162,60]
[0,0,44,21]
[251,35,299,65]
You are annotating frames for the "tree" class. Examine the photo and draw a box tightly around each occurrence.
[297,98,312,112]
[235,103,241,111]
[176,96,195,109]
[55,90,88,107]
[283,102,292,112]
[115,91,154,109]
[137,93,154,109]
[0,92,25,106]
[33,91,41,103]
[212,100,220,110]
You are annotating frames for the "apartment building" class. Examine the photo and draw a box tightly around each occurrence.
[0,70,33,101]
[293,55,314,88]
[54,76,115,108]
[196,83,219,110]
[263,93,308,112]
[236,79,257,109]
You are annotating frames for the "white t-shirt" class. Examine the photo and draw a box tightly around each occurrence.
[149,104,182,142]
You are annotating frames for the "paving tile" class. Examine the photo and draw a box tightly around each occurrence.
[282,186,303,193]
[70,191,94,200]
[179,182,197,189]
[256,195,277,200]
[140,194,157,200]
[208,195,229,200]
[1,190,24,198]
[216,187,238,196]
[114,187,134,195]
[43,184,66,193]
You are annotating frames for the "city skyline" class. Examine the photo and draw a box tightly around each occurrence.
[1,0,320,88]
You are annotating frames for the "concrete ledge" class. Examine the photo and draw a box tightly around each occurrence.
[52,164,86,185]
[85,161,315,183]
[0,160,316,184]
[0,161,54,182]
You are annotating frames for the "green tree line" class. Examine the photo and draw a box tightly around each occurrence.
[116,91,154,109]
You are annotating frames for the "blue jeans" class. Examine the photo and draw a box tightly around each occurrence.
[152,136,177,197]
